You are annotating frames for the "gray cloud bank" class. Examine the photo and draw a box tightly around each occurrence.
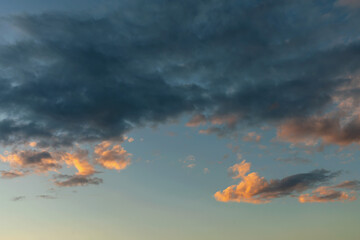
[0,0,360,147]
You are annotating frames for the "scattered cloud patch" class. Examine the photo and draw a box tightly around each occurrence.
[243,132,261,142]
[215,161,355,204]
[94,141,132,171]
[54,174,103,187]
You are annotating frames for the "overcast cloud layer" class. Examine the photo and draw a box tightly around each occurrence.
[0,0,359,201]
[0,0,359,147]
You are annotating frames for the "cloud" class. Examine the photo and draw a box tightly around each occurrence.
[37,194,56,199]
[187,163,196,168]
[94,141,131,171]
[277,115,360,146]
[57,149,95,176]
[54,174,103,187]
[12,196,26,202]
[0,0,360,195]
[215,160,347,204]
[298,186,356,203]
[336,0,360,8]
[333,180,360,190]
[0,150,61,173]
[0,0,359,147]
[0,170,27,179]
[186,114,207,127]
[180,155,196,168]
[243,132,261,142]
[228,160,251,179]
[0,145,107,187]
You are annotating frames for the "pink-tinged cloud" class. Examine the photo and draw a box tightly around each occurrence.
[181,155,196,168]
[0,170,27,179]
[298,186,356,203]
[94,141,131,171]
[333,180,360,190]
[186,114,207,127]
[57,149,95,176]
[277,115,360,146]
[210,114,239,127]
[214,174,270,204]
[215,161,353,204]
[187,163,196,168]
[0,150,61,173]
[214,160,270,204]
[228,160,251,179]
[243,132,261,142]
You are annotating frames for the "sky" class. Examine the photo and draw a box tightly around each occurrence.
[0,0,360,239]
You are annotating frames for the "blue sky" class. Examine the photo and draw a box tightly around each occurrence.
[0,0,360,239]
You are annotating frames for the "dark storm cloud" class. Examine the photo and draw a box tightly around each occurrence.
[1,0,360,146]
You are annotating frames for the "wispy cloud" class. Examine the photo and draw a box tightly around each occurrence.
[12,196,26,202]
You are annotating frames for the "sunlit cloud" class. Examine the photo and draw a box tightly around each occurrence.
[215,160,356,204]
[0,150,61,173]
[298,186,356,203]
[94,141,131,171]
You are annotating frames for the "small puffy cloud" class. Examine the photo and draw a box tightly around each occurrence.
[181,155,196,168]
[94,141,131,171]
[187,163,196,168]
[124,136,135,142]
[215,161,347,204]
[204,168,209,174]
[228,160,251,179]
